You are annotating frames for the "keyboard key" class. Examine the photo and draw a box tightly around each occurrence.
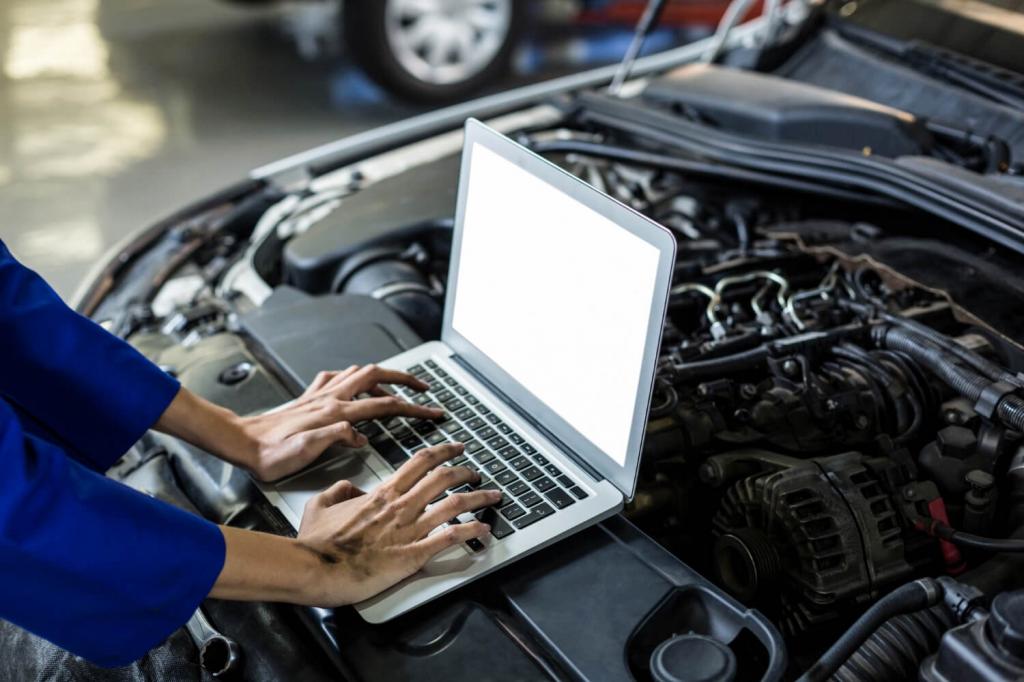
[510,434,524,445]
[478,426,496,440]
[545,488,575,509]
[413,394,432,405]
[533,455,549,466]
[570,486,589,499]
[558,475,574,488]
[400,435,422,450]
[359,421,383,439]
[501,504,526,520]
[486,414,501,424]
[436,368,448,377]
[498,424,512,435]
[494,470,518,486]
[497,446,519,460]
[444,376,458,386]
[436,418,457,432]
[521,466,542,482]
[510,456,531,471]
[512,503,555,529]
[519,491,542,507]
[484,460,507,476]
[425,360,438,369]
[447,399,466,411]
[466,538,485,552]
[466,417,485,430]
[534,476,556,492]
[475,450,496,464]
[522,444,537,454]
[456,408,474,420]
[455,386,468,396]
[414,421,436,434]
[426,432,447,445]
[391,424,412,439]
[465,395,479,406]
[450,429,469,442]
[477,405,490,414]
[476,508,515,539]
[544,464,562,478]
[465,440,484,453]
[409,364,426,375]
[487,436,508,450]
[373,437,407,468]
[436,389,454,402]
[507,480,529,496]
[451,455,468,466]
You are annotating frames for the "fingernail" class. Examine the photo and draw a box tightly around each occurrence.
[482,524,492,532]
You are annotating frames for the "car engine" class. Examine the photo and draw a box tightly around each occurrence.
[83,33,1024,681]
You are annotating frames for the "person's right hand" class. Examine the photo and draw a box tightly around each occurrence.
[295,442,501,606]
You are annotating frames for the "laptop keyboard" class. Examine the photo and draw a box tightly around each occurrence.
[358,359,589,548]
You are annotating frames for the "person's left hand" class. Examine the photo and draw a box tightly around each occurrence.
[238,364,443,481]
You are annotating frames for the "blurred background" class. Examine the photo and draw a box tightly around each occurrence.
[0,0,728,298]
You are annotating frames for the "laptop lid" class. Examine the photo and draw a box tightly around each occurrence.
[441,119,676,499]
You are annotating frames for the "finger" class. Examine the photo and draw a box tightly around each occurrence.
[387,443,464,493]
[412,521,491,560]
[307,479,365,510]
[302,370,338,396]
[400,465,482,516]
[341,396,444,422]
[415,490,503,531]
[304,421,368,454]
[335,365,430,397]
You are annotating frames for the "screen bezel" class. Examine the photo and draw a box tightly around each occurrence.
[441,119,676,500]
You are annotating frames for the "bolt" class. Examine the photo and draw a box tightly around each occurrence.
[740,383,758,400]
[903,486,917,500]
[218,361,253,386]
[782,359,800,377]
[855,415,870,430]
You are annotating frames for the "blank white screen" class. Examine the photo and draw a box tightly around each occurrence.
[451,143,661,466]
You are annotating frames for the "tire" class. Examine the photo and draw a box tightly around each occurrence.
[344,0,527,103]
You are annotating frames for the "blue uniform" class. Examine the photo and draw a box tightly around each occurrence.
[0,240,225,667]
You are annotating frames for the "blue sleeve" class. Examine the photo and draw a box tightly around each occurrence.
[0,399,226,667]
[0,240,180,471]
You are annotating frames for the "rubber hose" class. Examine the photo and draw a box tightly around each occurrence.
[673,346,769,380]
[874,326,1024,432]
[833,605,954,682]
[879,311,1022,388]
[796,579,940,682]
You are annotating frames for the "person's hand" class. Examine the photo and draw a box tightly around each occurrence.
[238,364,444,481]
[295,443,500,606]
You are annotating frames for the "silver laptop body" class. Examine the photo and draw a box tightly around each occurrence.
[257,119,677,623]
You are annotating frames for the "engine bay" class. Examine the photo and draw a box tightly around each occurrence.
[87,23,1024,681]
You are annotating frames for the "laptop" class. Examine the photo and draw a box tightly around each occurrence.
[258,118,676,623]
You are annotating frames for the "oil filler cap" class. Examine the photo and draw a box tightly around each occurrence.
[989,590,1024,661]
[650,634,737,682]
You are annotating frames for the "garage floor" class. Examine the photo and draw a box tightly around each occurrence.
[0,0,681,299]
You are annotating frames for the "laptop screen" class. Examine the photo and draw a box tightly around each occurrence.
[449,137,663,474]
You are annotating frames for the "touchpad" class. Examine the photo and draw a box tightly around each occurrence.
[273,453,384,520]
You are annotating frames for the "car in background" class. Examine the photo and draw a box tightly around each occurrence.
[229,0,747,101]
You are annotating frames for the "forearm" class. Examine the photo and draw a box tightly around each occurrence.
[210,526,325,605]
[154,386,258,471]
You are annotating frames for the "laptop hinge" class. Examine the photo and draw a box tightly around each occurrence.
[450,355,606,484]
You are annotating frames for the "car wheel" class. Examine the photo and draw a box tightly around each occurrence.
[344,0,526,103]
